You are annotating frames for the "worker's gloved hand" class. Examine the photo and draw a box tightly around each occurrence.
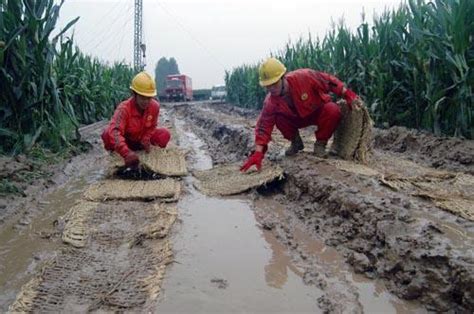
[240,151,264,172]
[124,151,140,168]
[344,89,358,110]
[142,141,151,153]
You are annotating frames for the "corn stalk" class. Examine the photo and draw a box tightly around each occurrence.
[0,0,133,154]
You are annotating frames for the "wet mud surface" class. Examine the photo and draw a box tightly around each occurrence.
[0,121,107,227]
[169,102,474,312]
[0,101,472,312]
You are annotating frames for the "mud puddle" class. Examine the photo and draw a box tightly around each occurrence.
[0,166,105,311]
[156,118,319,312]
[254,198,427,313]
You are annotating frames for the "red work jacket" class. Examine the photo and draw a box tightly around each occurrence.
[104,97,160,157]
[255,69,346,146]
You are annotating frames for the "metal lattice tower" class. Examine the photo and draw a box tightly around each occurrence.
[134,0,144,70]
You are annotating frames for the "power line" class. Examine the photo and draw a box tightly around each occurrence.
[86,3,135,56]
[116,11,134,62]
[99,1,134,62]
[80,0,128,51]
[103,15,134,62]
[151,0,226,71]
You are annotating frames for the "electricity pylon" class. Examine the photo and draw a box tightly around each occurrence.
[134,0,146,70]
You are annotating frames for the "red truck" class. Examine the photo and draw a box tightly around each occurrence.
[164,74,193,102]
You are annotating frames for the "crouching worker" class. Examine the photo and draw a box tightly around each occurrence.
[101,71,171,168]
[241,57,359,172]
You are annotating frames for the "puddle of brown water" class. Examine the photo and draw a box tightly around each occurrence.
[0,168,104,311]
[158,187,320,313]
[156,118,320,313]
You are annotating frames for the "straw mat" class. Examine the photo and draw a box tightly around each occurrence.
[129,204,178,247]
[380,171,474,221]
[111,147,187,176]
[62,201,97,248]
[84,179,180,202]
[327,155,473,221]
[194,163,284,196]
[333,99,373,163]
[9,201,177,312]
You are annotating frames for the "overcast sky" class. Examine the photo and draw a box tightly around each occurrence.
[57,0,402,89]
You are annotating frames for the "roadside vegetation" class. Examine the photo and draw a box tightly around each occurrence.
[225,0,473,139]
[0,0,134,197]
[0,0,134,155]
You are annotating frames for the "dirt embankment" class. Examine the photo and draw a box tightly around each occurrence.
[171,102,474,312]
[0,122,106,227]
[373,127,474,174]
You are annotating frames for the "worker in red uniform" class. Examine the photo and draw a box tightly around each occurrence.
[241,57,359,172]
[101,71,171,168]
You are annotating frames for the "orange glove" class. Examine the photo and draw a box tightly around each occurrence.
[240,151,264,172]
[344,89,358,110]
[124,151,140,168]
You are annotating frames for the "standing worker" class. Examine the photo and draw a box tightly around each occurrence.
[101,71,171,168]
[241,57,360,172]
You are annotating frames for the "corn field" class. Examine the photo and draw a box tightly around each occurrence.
[0,0,134,154]
[225,0,473,139]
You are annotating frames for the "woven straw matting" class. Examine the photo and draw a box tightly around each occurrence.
[193,163,284,196]
[380,172,474,221]
[326,153,474,221]
[9,202,177,312]
[8,276,43,312]
[62,201,97,248]
[333,99,373,164]
[111,147,187,176]
[129,204,178,247]
[84,179,180,202]
[432,198,474,221]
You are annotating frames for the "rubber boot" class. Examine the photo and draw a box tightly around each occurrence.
[313,142,327,158]
[285,132,304,156]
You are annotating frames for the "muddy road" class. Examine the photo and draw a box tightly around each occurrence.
[0,101,472,312]
[168,102,473,312]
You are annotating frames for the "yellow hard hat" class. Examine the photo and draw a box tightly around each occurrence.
[259,57,286,87]
[130,71,157,97]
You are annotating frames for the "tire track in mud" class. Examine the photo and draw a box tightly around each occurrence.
[170,102,474,312]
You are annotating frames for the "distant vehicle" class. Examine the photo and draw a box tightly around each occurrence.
[165,74,193,102]
[210,85,226,101]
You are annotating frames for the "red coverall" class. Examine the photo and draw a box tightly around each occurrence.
[101,97,170,158]
[255,69,346,147]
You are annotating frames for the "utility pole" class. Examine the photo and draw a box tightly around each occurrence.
[134,0,146,70]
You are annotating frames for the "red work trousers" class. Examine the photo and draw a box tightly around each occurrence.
[102,127,171,153]
[276,102,341,142]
